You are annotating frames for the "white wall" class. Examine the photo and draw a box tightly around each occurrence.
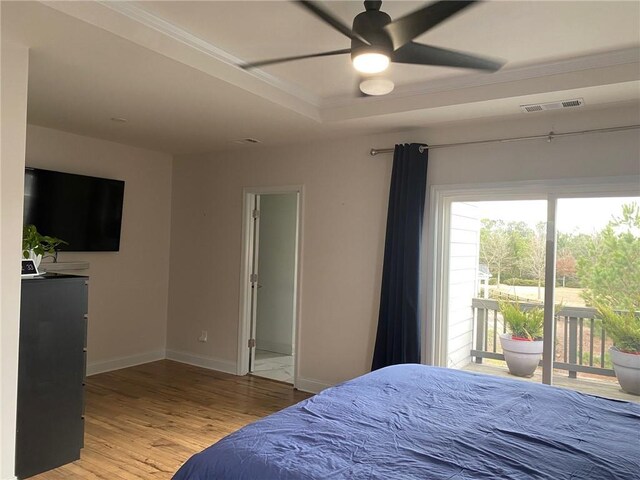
[167,104,639,392]
[424,106,640,186]
[255,193,297,356]
[25,125,173,374]
[0,41,29,480]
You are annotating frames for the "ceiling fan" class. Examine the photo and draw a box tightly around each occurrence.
[241,0,504,96]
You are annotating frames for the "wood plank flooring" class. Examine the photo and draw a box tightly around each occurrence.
[31,360,311,480]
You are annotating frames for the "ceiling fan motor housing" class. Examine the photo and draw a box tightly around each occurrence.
[351,7,393,60]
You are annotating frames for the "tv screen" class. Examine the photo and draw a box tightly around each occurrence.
[23,168,125,252]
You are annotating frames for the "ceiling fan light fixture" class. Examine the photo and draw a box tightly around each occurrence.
[353,52,390,74]
[359,77,394,96]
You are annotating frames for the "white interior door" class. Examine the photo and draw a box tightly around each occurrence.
[238,186,302,386]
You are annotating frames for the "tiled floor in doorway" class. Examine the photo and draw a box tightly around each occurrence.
[253,349,294,384]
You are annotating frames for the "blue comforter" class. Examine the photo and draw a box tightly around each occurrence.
[173,365,640,479]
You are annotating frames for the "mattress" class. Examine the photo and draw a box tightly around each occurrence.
[173,364,640,479]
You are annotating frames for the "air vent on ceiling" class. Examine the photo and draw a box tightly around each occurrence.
[234,138,262,145]
[520,98,584,113]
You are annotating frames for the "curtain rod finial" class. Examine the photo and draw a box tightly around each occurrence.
[370,149,378,156]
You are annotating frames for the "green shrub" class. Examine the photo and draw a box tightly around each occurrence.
[499,300,544,340]
[559,278,582,288]
[503,278,544,287]
[596,302,640,354]
[581,351,612,369]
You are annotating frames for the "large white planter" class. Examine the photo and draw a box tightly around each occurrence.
[499,334,543,377]
[610,347,640,395]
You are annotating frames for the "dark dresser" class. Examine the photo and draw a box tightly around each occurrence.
[16,274,88,479]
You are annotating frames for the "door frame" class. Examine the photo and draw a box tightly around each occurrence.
[237,185,304,389]
[425,175,640,383]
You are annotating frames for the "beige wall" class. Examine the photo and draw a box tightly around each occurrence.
[0,42,29,480]
[167,132,392,381]
[25,125,173,373]
[167,104,640,391]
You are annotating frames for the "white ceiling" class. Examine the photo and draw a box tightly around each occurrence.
[2,1,639,154]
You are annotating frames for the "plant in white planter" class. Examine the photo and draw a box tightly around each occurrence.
[498,300,544,377]
[22,224,67,268]
[596,302,640,395]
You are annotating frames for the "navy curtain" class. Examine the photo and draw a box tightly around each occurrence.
[372,143,428,370]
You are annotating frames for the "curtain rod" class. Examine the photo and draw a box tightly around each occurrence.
[369,124,640,156]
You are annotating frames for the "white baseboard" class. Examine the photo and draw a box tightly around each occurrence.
[86,350,166,376]
[166,349,237,375]
[257,340,293,356]
[295,376,333,394]
[84,348,325,393]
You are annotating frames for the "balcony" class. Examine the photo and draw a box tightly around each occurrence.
[466,298,639,403]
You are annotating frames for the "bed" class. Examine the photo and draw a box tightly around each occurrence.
[173,365,640,479]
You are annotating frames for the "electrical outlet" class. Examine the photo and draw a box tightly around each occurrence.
[198,330,208,342]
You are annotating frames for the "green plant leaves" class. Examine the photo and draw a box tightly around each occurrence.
[22,224,67,257]
[499,300,544,340]
[595,302,640,354]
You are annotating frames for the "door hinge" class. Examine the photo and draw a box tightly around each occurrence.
[248,338,256,348]
[252,209,260,219]
[250,273,258,283]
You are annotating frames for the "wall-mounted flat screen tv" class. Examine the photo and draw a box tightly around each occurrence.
[23,167,125,252]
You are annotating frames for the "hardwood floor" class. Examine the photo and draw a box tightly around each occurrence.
[31,360,311,480]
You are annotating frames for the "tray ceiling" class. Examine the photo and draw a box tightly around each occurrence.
[3,1,639,154]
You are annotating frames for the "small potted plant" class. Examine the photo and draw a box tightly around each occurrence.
[498,300,544,377]
[22,224,67,268]
[596,301,640,395]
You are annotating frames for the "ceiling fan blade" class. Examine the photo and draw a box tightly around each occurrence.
[297,1,370,45]
[392,42,503,71]
[384,1,476,50]
[241,48,351,69]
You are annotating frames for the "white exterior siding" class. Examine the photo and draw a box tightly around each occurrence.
[447,202,481,369]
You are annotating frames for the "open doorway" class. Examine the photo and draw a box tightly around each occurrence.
[238,187,302,385]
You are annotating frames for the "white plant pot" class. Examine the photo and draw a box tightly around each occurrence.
[28,250,42,269]
[610,347,640,395]
[499,334,543,378]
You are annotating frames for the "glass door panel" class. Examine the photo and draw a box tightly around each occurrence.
[447,200,548,383]
[554,196,640,401]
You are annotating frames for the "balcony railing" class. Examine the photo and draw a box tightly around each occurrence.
[471,298,615,377]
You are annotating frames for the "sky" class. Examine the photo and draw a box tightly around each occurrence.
[471,197,639,235]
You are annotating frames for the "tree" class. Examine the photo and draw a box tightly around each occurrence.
[521,222,546,300]
[505,221,531,279]
[577,202,640,307]
[556,251,576,287]
[480,219,512,285]
[557,232,596,288]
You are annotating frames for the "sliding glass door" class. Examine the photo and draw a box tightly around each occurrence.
[438,189,639,401]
